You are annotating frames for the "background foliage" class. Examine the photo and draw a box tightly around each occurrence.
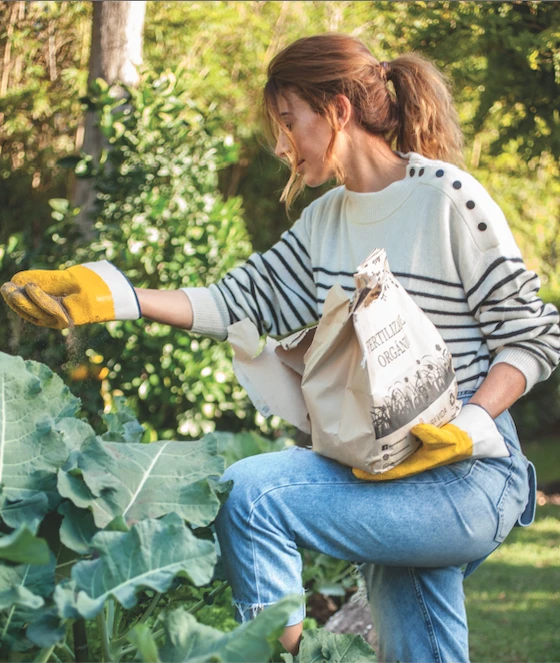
[1,0,559,438]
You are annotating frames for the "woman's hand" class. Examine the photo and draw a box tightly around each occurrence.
[1,261,140,329]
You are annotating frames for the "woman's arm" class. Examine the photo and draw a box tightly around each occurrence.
[135,288,193,330]
[469,362,526,418]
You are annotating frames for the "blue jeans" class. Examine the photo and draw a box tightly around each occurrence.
[215,393,536,662]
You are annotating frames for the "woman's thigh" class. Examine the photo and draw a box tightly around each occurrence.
[220,421,529,568]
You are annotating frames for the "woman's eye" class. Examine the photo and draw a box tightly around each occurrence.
[285,123,292,130]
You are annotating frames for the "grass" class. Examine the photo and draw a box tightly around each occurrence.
[466,504,560,662]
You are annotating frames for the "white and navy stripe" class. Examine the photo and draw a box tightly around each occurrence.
[214,249,559,391]
[196,152,559,394]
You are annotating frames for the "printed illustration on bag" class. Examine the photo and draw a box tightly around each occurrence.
[342,247,462,473]
[371,343,456,437]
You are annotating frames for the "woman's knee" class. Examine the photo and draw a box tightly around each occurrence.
[217,450,302,536]
[218,453,282,525]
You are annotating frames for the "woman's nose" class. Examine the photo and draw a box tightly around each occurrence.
[275,131,288,159]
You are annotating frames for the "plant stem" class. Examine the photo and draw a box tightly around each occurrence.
[73,619,89,663]
[96,612,113,663]
[1,604,16,639]
[55,560,78,571]
[112,591,162,648]
[112,601,122,640]
[138,591,162,625]
[56,642,76,661]
[114,613,144,645]
[118,627,165,659]
[106,600,115,640]
[51,652,63,663]
[34,645,55,663]
[188,580,229,616]
[332,564,355,585]
[151,627,164,641]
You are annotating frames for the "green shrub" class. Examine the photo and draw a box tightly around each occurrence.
[0,351,377,662]
[1,70,264,440]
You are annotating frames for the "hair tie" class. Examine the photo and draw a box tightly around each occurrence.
[380,61,393,80]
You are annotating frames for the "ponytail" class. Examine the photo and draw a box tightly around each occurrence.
[388,53,464,166]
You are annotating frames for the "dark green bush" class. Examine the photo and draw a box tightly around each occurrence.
[1,70,264,440]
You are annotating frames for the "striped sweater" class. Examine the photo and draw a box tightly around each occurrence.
[183,152,560,394]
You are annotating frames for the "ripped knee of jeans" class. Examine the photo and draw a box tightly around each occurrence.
[232,598,267,623]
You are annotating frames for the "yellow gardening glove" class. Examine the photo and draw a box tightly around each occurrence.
[353,403,509,481]
[1,261,140,330]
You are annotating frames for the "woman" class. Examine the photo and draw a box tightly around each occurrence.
[3,35,559,661]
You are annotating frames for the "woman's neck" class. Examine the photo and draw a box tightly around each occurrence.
[339,131,409,193]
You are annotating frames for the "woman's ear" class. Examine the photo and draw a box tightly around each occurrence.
[335,94,353,129]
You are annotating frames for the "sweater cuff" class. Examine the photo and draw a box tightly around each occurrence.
[180,286,229,341]
[490,347,544,396]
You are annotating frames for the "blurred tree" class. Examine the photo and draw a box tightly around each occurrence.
[143,1,411,246]
[74,0,147,237]
[0,1,90,244]
[400,1,560,160]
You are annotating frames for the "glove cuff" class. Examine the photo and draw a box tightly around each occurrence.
[81,261,141,320]
[452,403,509,458]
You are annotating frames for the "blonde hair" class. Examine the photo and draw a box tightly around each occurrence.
[263,34,464,209]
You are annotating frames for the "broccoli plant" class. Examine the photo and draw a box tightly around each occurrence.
[0,351,376,662]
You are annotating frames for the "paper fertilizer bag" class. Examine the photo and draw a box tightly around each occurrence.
[300,248,462,475]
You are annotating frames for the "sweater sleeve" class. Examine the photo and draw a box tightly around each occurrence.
[450,174,560,394]
[182,209,319,340]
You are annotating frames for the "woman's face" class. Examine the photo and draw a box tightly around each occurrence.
[274,90,335,188]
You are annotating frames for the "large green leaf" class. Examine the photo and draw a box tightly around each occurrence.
[26,608,67,648]
[0,525,50,565]
[281,629,378,662]
[0,492,49,534]
[58,434,224,528]
[24,358,80,423]
[0,353,80,527]
[57,456,96,511]
[133,595,302,663]
[0,550,56,614]
[0,603,66,653]
[101,395,145,444]
[56,417,97,454]
[213,431,288,468]
[0,571,44,611]
[0,551,55,600]
[53,579,80,620]
[58,500,99,555]
[66,513,216,619]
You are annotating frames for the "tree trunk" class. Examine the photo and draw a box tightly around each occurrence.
[0,2,25,97]
[73,0,146,238]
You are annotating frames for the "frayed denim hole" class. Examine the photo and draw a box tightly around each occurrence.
[232,599,266,623]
